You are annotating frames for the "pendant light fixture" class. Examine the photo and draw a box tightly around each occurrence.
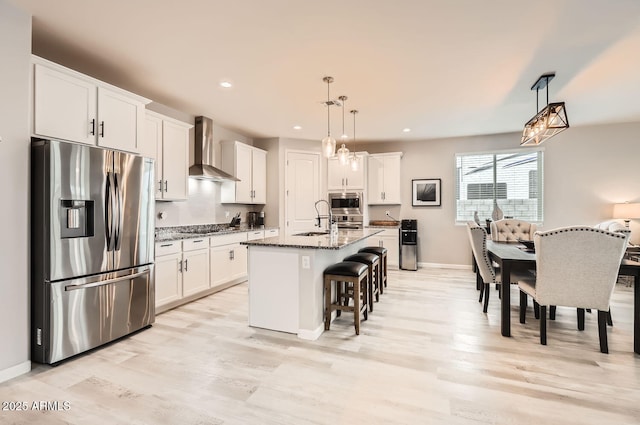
[349,109,359,171]
[337,95,350,165]
[321,76,337,158]
[521,72,569,146]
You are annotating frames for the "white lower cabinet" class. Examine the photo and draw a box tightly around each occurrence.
[155,243,183,308]
[155,229,278,314]
[210,232,248,290]
[182,247,210,297]
[368,229,400,269]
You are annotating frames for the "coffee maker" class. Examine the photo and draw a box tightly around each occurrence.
[257,211,265,227]
[247,212,258,228]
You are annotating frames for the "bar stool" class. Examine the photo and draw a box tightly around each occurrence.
[324,261,369,335]
[344,253,380,312]
[359,246,388,292]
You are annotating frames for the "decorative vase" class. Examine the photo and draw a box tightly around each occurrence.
[491,202,503,221]
[473,211,481,225]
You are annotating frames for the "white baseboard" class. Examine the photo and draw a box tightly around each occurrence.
[0,361,31,384]
[418,262,472,270]
[297,323,324,341]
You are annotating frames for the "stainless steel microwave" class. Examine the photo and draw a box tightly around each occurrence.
[328,192,363,215]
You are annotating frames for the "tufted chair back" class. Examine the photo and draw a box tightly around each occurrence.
[466,222,495,284]
[490,219,537,242]
[594,220,631,247]
[533,226,627,310]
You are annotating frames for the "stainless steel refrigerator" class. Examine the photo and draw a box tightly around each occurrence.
[31,138,155,364]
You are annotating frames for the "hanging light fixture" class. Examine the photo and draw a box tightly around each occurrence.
[336,95,350,165]
[321,76,337,158]
[349,109,359,171]
[521,72,569,146]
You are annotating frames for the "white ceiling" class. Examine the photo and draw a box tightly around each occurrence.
[10,0,640,142]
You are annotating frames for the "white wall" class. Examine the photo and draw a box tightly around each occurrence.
[360,121,640,266]
[0,0,31,382]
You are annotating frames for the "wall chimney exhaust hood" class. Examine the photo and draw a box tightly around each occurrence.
[189,116,240,181]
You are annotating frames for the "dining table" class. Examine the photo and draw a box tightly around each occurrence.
[485,240,640,355]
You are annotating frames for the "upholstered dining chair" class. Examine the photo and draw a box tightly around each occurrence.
[517,226,627,353]
[466,222,530,313]
[490,219,537,242]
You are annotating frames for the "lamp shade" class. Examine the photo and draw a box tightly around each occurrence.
[613,202,640,219]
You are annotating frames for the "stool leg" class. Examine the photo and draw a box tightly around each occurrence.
[383,254,388,288]
[324,277,331,331]
[368,268,374,312]
[354,277,361,335]
[336,281,342,317]
[362,275,368,321]
[375,264,380,302]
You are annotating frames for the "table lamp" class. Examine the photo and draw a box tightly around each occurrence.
[613,202,640,228]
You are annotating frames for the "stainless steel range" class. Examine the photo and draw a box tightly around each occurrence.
[328,191,363,229]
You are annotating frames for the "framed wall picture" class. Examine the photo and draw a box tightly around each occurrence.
[412,179,441,207]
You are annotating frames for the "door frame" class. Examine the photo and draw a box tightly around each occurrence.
[284,149,323,235]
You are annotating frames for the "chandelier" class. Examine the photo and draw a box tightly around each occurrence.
[521,72,569,146]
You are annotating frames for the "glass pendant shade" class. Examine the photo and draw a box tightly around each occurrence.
[350,154,359,171]
[337,144,350,165]
[322,136,336,158]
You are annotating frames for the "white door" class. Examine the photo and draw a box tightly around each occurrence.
[286,151,321,235]
[344,154,365,189]
[368,155,385,204]
[161,120,189,200]
[144,114,163,198]
[326,158,345,190]
[33,63,97,145]
[210,245,233,289]
[251,149,267,204]
[230,244,248,280]
[97,87,143,153]
[235,144,253,203]
[155,253,183,308]
[182,248,210,296]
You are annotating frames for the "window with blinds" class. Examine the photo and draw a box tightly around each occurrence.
[455,149,543,223]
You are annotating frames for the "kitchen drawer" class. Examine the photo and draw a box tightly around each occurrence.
[247,230,265,241]
[264,228,279,238]
[182,237,210,252]
[155,240,182,256]
[210,232,247,247]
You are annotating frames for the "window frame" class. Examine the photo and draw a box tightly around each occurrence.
[454,147,544,225]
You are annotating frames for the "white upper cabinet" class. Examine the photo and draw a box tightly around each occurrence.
[368,152,403,204]
[32,56,150,153]
[143,111,191,201]
[220,141,267,204]
[327,153,366,191]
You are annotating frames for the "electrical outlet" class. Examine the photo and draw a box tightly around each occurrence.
[385,210,391,216]
[301,256,310,269]
[225,211,230,218]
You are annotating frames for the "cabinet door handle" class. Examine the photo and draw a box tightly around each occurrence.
[184,259,188,272]
[346,178,348,186]
[379,240,383,247]
[158,180,163,193]
[164,180,168,192]
[178,260,183,273]
[160,243,173,247]
[230,249,235,260]
[193,239,203,243]
[90,119,96,136]
[99,121,105,138]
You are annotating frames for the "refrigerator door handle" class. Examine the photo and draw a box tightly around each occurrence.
[105,171,115,251]
[64,270,149,291]
[114,172,124,251]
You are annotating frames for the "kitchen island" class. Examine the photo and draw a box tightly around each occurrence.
[242,229,382,340]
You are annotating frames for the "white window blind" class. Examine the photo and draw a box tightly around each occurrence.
[455,150,543,223]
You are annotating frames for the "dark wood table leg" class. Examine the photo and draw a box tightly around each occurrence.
[635,273,639,355]
[501,260,511,337]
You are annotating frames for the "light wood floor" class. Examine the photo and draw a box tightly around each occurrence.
[2,268,639,424]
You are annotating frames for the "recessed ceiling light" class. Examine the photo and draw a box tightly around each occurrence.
[403,128,411,133]
[219,81,233,88]
[293,125,302,130]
